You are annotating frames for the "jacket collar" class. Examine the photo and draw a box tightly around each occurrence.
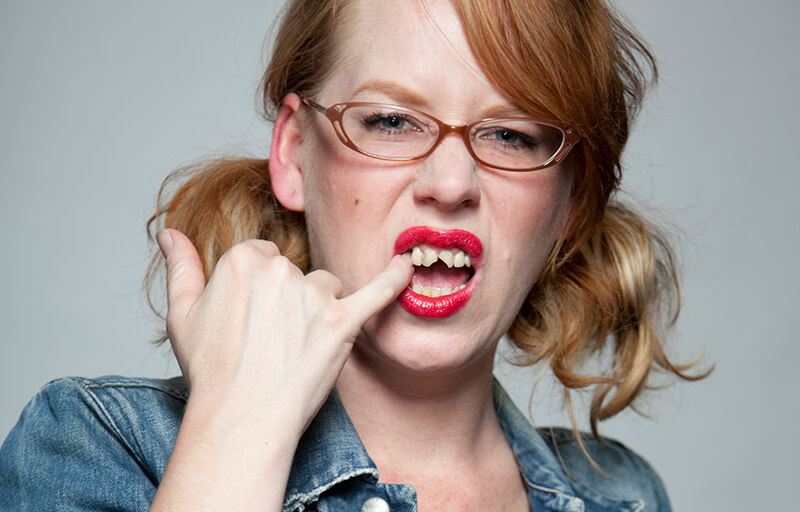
[492,382,587,511]
[282,381,627,512]
[283,388,378,511]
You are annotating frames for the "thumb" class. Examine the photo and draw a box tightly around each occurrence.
[157,229,206,331]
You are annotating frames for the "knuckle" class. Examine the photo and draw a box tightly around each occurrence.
[317,303,346,331]
[250,239,279,255]
[266,253,301,279]
[218,243,251,269]
[308,270,343,294]
[217,240,290,277]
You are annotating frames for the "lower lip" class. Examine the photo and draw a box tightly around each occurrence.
[397,279,476,318]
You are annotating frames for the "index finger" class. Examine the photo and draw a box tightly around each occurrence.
[339,253,413,328]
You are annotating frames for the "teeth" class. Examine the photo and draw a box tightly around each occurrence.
[409,283,467,298]
[438,250,454,268]
[422,248,438,267]
[411,247,423,266]
[406,246,474,297]
[409,246,472,268]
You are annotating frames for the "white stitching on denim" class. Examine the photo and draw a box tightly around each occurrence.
[527,482,585,512]
[282,468,379,511]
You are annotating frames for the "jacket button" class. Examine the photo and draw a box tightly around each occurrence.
[360,496,390,512]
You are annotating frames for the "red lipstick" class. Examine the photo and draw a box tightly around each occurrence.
[393,226,482,318]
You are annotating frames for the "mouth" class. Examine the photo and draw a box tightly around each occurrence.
[394,226,482,318]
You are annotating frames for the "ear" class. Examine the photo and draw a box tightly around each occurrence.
[269,93,306,212]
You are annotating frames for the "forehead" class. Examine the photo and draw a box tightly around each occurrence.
[320,0,506,111]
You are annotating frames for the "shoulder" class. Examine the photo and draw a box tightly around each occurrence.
[538,427,672,511]
[28,375,187,459]
[44,374,190,412]
[0,376,188,510]
[26,375,188,437]
[34,374,189,403]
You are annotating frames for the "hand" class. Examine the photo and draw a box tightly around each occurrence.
[150,229,412,511]
[157,228,413,431]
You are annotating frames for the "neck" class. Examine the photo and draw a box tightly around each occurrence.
[336,344,503,481]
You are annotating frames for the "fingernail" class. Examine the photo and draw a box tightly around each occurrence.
[156,229,173,256]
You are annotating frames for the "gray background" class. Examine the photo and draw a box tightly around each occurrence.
[1,1,797,510]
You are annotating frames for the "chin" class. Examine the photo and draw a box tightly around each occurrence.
[358,306,500,377]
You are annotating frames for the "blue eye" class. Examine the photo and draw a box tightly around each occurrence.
[487,128,537,149]
[362,112,417,132]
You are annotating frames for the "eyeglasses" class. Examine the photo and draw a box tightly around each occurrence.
[300,96,579,172]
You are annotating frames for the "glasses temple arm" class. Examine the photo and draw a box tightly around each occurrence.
[299,95,328,115]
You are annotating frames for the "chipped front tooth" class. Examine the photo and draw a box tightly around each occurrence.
[438,250,454,268]
[411,247,423,266]
[410,245,473,269]
[422,248,438,267]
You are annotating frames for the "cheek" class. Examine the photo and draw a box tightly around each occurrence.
[303,172,351,271]
[492,168,573,278]
[301,138,407,275]
[300,132,352,263]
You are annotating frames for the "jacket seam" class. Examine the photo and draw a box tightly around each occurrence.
[69,379,158,483]
[74,376,189,402]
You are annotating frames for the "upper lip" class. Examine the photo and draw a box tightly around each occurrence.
[394,226,483,263]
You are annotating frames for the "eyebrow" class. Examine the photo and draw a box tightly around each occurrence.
[481,104,529,118]
[348,79,531,119]
[349,79,430,108]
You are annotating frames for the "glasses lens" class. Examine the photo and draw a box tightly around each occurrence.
[470,119,564,170]
[340,105,437,159]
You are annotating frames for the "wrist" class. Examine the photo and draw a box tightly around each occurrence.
[181,387,306,457]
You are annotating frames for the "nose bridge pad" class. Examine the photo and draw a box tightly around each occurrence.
[416,123,480,207]
[436,123,476,163]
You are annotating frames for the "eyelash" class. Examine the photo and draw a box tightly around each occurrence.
[478,127,538,150]
[361,112,420,132]
[357,108,544,153]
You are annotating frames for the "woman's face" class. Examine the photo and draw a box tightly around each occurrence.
[286,0,573,375]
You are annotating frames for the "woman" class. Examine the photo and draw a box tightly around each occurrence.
[0,0,702,510]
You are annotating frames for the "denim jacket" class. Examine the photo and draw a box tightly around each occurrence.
[0,376,671,511]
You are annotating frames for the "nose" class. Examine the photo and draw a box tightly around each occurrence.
[412,133,481,211]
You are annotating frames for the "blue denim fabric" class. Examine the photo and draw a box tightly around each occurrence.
[0,376,671,511]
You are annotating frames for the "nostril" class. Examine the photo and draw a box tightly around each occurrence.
[412,158,481,210]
